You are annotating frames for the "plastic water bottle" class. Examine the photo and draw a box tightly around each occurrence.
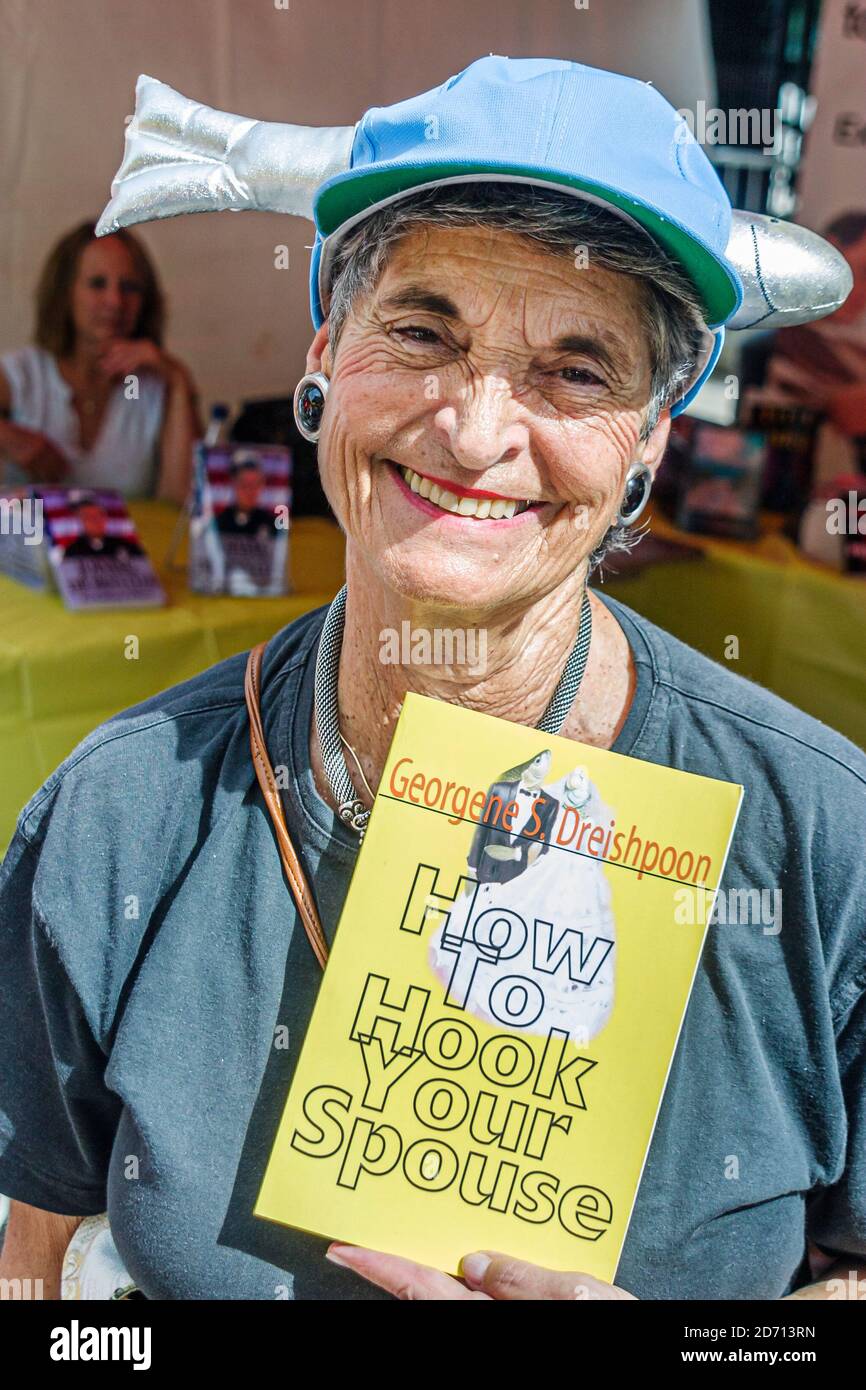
[204,403,230,447]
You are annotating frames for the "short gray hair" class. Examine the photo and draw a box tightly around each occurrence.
[325,182,707,572]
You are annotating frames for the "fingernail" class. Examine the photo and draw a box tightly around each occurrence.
[460,1252,491,1287]
[325,1244,353,1268]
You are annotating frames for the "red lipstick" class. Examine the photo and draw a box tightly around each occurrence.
[394,466,525,503]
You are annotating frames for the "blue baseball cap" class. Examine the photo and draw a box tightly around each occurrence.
[309,54,743,414]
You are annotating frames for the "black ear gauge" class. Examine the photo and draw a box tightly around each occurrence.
[293,371,330,442]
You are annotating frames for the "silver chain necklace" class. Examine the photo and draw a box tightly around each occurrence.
[314,583,593,842]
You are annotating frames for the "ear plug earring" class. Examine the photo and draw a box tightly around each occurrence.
[616,462,653,526]
[293,371,330,441]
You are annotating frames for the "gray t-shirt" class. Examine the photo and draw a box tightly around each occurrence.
[1,591,864,1300]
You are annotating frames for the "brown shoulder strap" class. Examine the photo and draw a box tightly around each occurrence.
[244,642,329,969]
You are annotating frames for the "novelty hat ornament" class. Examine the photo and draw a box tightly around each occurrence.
[97,55,853,415]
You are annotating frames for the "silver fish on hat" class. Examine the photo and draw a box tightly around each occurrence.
[96,74,355,232]
[96,75,853,331]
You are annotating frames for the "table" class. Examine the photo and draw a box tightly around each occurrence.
[2,500,863,854]
[602,509,866,751]
[0,501,346,851]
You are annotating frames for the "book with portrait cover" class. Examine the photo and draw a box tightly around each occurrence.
[255,694,743,1280]
[188,443,291,597]
[44,488,165,610]
[676,424,766,540]
[0,486,165,609]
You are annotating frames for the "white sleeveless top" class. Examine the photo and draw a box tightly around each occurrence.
[1,345,166,497]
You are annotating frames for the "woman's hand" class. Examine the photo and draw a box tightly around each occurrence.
[325,1243,637,1300]
[98,338,181,384]
[0,1199,85,1301]
[0,421,69,482]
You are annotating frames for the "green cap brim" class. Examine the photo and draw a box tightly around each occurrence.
[316,162,741,328]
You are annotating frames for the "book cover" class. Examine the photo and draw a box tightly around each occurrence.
[255,694,743,1280]
[188,443,291,597]
[0,487,51,590]
[41,488,165,610]
[739,388,819,517]
[677,423,766,540]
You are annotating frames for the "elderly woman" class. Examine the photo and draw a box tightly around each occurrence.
[0,56,864,1303]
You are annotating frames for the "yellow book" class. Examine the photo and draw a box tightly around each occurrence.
[255,693,743,1280]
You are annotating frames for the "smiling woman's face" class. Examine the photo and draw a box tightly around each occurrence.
[313,223,670,613]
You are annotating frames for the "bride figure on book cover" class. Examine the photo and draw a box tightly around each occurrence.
[428,753,617,1044]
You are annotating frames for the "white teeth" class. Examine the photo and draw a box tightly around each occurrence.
[396,464,530,519]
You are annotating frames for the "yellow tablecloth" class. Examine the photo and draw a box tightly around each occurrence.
[1,500,863,853]
[602,510,866,751]
[0,501,345,851]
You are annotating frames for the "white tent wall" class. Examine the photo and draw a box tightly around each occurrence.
[0,0,717,415]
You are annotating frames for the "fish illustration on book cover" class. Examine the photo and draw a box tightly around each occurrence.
[428,753,617,1045]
